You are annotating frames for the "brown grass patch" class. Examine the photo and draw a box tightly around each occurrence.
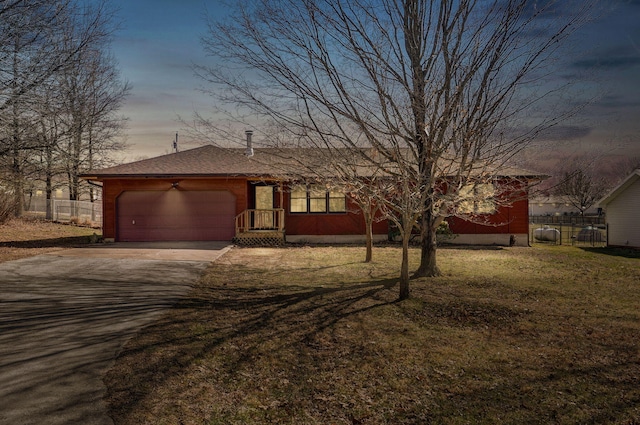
[0,218,100,262]
[105,245,640,424]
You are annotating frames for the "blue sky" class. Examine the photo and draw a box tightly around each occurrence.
[109,0,219,158]
[109,0,640,160]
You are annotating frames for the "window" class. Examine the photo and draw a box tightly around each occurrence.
[458,183,495,214]
[329,190,346,212]
[289,184,346,213]
[309,185,327,212]
[290,185,308,213]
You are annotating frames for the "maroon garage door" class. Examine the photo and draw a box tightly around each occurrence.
[116,190,236,242]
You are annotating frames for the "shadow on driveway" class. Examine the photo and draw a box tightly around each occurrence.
[0,248,224,425]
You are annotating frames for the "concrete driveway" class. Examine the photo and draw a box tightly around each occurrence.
[0,242,231,425]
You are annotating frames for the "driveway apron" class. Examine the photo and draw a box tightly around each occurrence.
[0,243,229,425]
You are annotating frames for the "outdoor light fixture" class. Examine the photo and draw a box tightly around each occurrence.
[171,182,179,189]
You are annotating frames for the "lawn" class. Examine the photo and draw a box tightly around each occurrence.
[105,244,640,425]
[0,218,100,263]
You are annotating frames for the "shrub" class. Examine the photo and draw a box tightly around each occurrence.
[0,191,15,225]
[436,220,455,242]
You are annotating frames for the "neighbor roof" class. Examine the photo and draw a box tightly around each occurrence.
[598,169,640,207]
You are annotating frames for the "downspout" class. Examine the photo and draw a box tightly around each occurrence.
[86,180,103,189]
[85,179,103,233]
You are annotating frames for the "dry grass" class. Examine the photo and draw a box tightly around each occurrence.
[105,244,640,425]
[0,218,100,263]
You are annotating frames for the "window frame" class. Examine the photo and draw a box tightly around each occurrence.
[458,182,496,215]
[289,185,309,213]
[289,184,347,214]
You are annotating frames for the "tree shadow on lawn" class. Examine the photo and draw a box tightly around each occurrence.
[426,353,640,424]
[438,244,504,251]
[105,258,640,424]
[580,247,640,259]
[105,274,399,423]
[0,236,93,248]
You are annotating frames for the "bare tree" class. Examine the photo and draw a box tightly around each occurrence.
[342,173,385,263]
[0,0,127,215]
[619,156,640,179]
[555,168,608,217]
[240,139,387,263]
[0,0,62,215]
[32,85,66,219]
[56,0,129,202]
[198,0,596,298]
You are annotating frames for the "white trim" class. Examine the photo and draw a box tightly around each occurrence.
[285,233,528,247]
[446,233,528,247]
[599,169,640,207]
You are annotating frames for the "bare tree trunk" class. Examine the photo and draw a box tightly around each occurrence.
[10,39,24,217]
[88,126,95,203]
[414,209,441,277]
[45,177,53,220]
[399,225,412,300]
[11,145,24,217]
[364,209,373,263]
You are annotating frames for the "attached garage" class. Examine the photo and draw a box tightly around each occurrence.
[116,190,236,242]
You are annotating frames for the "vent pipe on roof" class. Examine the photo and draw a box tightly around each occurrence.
[245,130,254,157]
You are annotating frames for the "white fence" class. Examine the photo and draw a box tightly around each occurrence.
[24,199,102,227]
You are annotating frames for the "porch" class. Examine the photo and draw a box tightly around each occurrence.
[234,209,285,246]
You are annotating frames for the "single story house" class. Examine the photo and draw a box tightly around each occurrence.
[529,195,600,217]
[81,144,541,246]
[598,169,640,249]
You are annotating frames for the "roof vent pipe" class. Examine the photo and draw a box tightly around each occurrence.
[245,130,254,157]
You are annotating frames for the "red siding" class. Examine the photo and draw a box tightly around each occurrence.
[447,198,529,234]
[98,177,529,241]
[447,183,530,234]
[283,193,388,236]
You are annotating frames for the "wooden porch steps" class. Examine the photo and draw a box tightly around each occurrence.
[235,208,285,246]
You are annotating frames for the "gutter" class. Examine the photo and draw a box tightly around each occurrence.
[85,179,103,189]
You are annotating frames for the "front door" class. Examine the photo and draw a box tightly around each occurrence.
[254,185,274,228]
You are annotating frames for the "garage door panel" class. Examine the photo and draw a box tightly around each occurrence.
[117,190,236,242]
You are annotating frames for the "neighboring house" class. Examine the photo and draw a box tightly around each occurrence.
[598,169,640,249]
[529,195,600,217]
[81,144,541,246]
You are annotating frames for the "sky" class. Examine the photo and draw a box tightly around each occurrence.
[109,0,640,163]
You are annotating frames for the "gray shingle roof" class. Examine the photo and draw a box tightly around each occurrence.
[81,145,283,178]
[81,144,546,180]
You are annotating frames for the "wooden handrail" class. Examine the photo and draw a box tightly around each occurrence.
[235,209,285,233]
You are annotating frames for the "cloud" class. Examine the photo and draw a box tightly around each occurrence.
[571,55,640,70]
[593,95,640,109]
[536,125,593,141]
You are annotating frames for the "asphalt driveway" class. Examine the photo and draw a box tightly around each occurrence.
[0,242,231,425]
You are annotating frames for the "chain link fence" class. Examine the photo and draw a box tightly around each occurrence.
[529,215,605,226]
[529,222,607,247]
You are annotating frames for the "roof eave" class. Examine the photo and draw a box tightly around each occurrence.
[598,169,640,207]
[79,173,284,180]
